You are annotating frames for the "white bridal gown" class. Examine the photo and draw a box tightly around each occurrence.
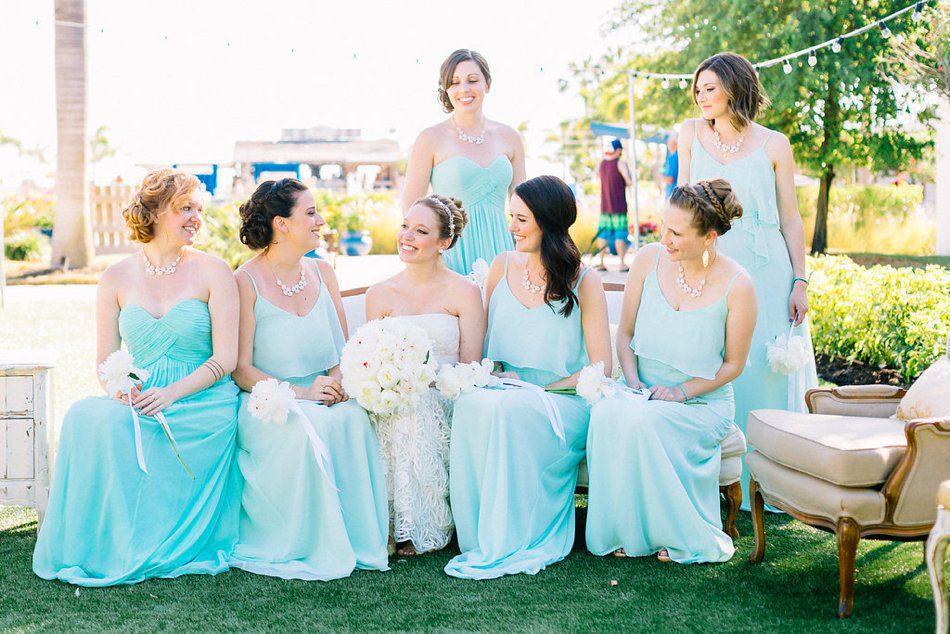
[371,313,459,553]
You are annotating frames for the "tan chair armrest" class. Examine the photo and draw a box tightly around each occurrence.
[805,386,907,417]
[884,419,950,526]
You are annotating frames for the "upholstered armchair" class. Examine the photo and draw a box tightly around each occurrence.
[746,385,950,618]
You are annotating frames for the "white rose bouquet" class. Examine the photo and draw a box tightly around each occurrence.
[98,349,193,478]
[766,324,812,375]
[340,318,439,415]
[436,359,498,399]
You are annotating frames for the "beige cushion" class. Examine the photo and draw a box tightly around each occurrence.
[896,341,950,421]
[747,451,886,524]
[721,425,747,459]
[747,409,907,487]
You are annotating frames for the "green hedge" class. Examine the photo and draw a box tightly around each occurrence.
[808,255,950,381]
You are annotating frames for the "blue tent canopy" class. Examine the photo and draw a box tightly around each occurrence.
[590,122,669,144]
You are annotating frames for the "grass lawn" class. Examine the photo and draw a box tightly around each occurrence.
[0,504,937,631]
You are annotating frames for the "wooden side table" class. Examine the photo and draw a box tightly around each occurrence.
[929,480,950,634]
[0,361,54,527]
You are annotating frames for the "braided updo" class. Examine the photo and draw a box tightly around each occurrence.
[412,195,468,248]
[238,178,310,250]
[121,168,201,243]
[669,178,743,236]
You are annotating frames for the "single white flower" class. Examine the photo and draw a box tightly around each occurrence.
[468,258,490,291]
[98,349,150,396]
[767,331,811,375]
[436,364,464,399]
[576,362,610,405]
[247,378,297,425]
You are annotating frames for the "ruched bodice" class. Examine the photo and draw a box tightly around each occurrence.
[431,155,515,276]
[241,266,345,385]
[485,254,589,386]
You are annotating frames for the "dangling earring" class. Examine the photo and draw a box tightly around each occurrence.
[438,248,445,254]
[702,249,710,269]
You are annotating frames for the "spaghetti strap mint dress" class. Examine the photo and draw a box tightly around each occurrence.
[430,155,514,275]
[33,299,241,586]
[445,254,591,579]
[586,247,737,563]
[230,264,389,580]
[689,125,817,504]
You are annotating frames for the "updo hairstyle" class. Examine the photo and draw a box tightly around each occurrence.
[692,52,771,130]
[412,195,468,248]
[669,179,743,236]
[238,178,310,250]
[513,175,582,317]
[438,49,491,113]
[122,168,201,243]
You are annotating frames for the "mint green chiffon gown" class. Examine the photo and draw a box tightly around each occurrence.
[586,248,737,563]
[690,128,817,505]
[431,155,513,275]
[33,299,241,586]
[445,255,590,579]
[230,267,390,580]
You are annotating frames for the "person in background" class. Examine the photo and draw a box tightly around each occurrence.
[594,139,632,272]
[662,134,679,200]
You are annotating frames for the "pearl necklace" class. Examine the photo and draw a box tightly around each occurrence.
[713,129,745,157]
[675,263,707,298]
[143,249,183,276]
[273,263,307,297]
[522,265,545,294]
[454,117,486,145]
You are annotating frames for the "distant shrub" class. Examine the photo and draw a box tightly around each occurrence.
[4,231,48,261]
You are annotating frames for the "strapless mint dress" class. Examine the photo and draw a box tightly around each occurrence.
[230,266,389,580]
[430,155,513,275]
[33,299,241,586]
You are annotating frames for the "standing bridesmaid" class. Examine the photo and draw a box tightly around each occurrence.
[401,48,526,275]
[586,180,756,564]
[230,179,390,580]
[677,52,817,503]
[33,168,241,586]
[445,175,611,579]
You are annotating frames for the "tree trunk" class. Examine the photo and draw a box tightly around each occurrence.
[811,168,835,255]
[51,0,94,269]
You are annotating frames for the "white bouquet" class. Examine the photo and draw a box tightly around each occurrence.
[575,362,618,405]
[436,359,498,399]
[247,377,338,489]
[766,324,812,375]
[340,317,439,415]
[98,349,192,478]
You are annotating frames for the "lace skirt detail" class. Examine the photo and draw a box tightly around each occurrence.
[371,389,454,552]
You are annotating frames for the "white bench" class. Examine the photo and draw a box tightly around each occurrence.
[341,283,746,538]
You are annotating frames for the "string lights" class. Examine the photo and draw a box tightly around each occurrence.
[639,0,928,86]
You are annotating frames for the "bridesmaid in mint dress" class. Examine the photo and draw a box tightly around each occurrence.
[445,175,611,579]
[33,169,242,586]
[586,180,757,564]
[229,179,389,580]
[401,49,526,275]
[678,53,817,505]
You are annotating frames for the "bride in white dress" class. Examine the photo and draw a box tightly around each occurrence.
[365,195,486,555]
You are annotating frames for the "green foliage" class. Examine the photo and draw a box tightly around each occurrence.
[808,255,950,381]
[4,231,48,261]
[3,197,55,234]
[888,0,950,100]
[194,202,253,270]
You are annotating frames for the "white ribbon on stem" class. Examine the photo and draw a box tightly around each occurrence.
[288,400,339,492]
[495,378,566,448]
[786,323,806,413]
[126,400,194,479]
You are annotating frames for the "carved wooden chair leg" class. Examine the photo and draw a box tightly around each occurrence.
[836,517,860,619]
[748,477,766,563]
[926,506,950,634]
[723,481,741,539]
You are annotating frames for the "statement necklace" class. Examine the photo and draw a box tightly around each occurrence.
[676,251,716,298]
[453,117,486,145]
[271,261,307,297]
[143,249,183,276]
[713,129,745,157]
[522,265,545,295]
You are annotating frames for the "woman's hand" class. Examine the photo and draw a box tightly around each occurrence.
[494,370,521,381]
[113,385,141,406]
[306,375,346,405]
[649,385,686,403]
[134,385,179,416]
[789,283,808,326]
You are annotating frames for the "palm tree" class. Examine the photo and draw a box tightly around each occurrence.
[51,0,94,269]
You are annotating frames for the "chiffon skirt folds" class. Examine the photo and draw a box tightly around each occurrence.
[445,367,589,579]
[32,379,242,586]
[231,396,390,580]
[585,357,736,564]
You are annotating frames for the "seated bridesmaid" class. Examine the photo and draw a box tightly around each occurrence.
[229,179,389,580]
[445,175,611,580]
[33,168,242,586]
[585,179,756,564]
